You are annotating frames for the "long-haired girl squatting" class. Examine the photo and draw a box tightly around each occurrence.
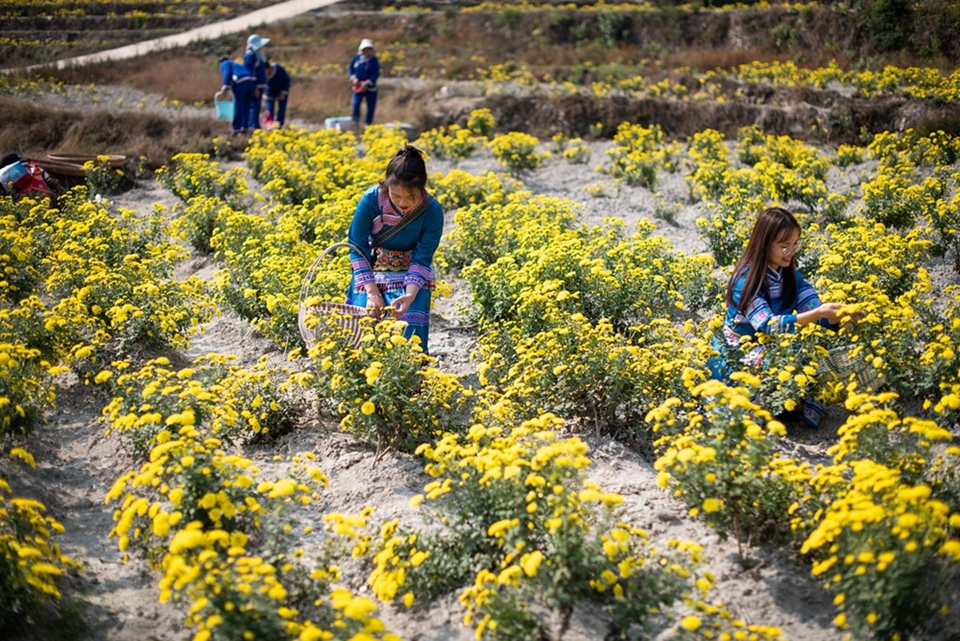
[346,145,444,354]
[708,207,847,428]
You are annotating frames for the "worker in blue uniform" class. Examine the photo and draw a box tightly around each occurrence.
[349,38,380,127]
[219,56,256,133]
[244,34,269,130]
[264,60,291,127]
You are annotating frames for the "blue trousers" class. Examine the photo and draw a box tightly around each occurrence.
[351,90,377,125]
[247,88,263,130]
[265,95,287,126]
[230,81,255,132]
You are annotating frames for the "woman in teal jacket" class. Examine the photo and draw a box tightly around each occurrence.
[346,145,443,353]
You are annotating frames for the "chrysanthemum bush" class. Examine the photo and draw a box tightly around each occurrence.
[168,195,232,256]
[827,392,951,479]
[929,293,960,422]
[0,297,69,440]
[790,394,960,640]
[736,126,830,190]
[466,107,496,138]
[443,190,579,267]
[414,124,482,164]
[650,376,807,564]
[83,155,124,196]
[160,536,400,641]
[488,131,545,176]
[803,220,932,300]
[0,340,66,439]
[859,163,947,230]
[473,310,708,442]
[307,315,471,456]
[157,152,249,210]
[100,354,310,458]
[334,414,737,640]
[242,126,375,205]
[685,128,731,202]
[814,273,947,401]
[40,189,217,374]
[602,122,680,189]
[106,431,400,641]
[804,463,958,640]
[0,453,80,633]
[461,217,719,333]
[868,128,960,170]
[922,169,960,271]
[428,168,515,212]
[0,198,50,303]
[105,432,321,565]
[561,137,591,164]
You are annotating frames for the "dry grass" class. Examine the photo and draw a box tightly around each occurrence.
[290,74,436,126]
[0,95,225,169]
[47,51,226,104]
[289,75,353,122]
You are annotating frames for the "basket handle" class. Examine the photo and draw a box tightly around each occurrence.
[298,241,370,311]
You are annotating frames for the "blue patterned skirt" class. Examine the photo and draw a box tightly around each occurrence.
[346,270,432,354]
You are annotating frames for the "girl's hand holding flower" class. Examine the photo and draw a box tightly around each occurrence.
[816,302,845,324]
[364,284,386,315]
[392,293,416,318]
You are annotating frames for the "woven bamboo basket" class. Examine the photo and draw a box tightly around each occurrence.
[298,242,372,349]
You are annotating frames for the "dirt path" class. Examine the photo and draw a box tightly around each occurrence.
[5,0,340,73]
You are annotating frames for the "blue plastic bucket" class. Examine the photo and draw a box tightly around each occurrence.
[215,99,235,121]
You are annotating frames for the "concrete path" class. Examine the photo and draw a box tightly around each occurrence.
[7,0,341,72]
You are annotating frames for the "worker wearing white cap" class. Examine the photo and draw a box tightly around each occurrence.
[349,38,380,127]
[244,33,270,129]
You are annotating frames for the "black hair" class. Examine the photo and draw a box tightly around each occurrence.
[0,153,20,169]
[382,144,427,192]
[219,55,229,63]
[726,207,800,315]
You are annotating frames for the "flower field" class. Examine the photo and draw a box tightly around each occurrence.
[4,83,960,641]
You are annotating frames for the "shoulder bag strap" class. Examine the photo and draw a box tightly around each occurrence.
[370,194,431,252]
